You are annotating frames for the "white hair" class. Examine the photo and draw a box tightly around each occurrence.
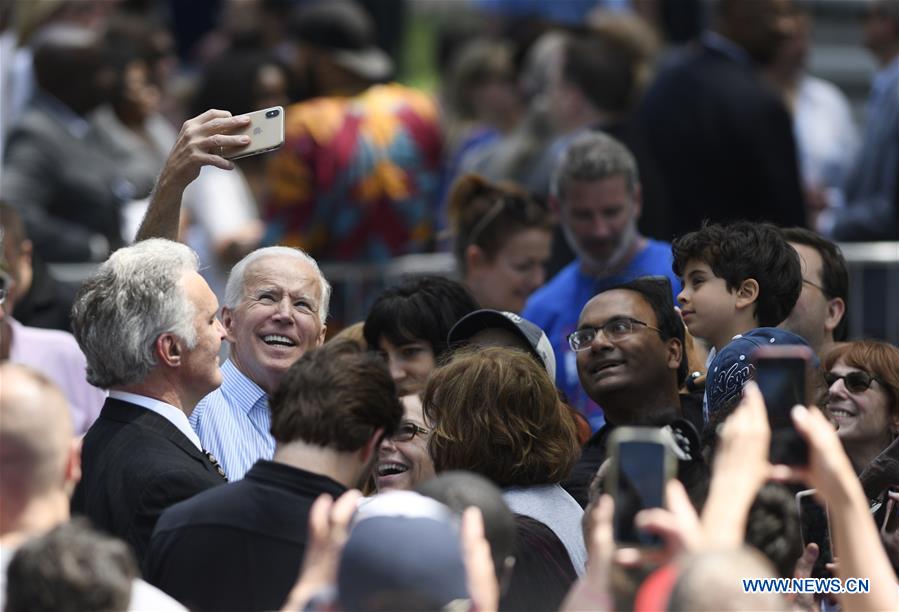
[224,246,331,325]
[71,239,200,388]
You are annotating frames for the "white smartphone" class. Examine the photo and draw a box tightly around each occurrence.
[222,106,285,160]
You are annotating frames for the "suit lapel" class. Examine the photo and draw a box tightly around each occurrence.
[100,398,221,477]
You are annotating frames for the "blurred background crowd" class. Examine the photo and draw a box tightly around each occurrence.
[0,0,896,336]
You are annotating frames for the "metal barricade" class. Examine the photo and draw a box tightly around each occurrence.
[48,244,899,343]
[837,242,899,344]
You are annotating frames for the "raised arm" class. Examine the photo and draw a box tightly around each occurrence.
[137,110,250,242]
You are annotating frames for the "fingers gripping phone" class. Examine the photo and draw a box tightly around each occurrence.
[796,489,833,578]
[752,345,815,466]
[223,106,285,160]
[608,428,676,547]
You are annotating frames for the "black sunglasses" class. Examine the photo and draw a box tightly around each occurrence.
[824,370,881,394]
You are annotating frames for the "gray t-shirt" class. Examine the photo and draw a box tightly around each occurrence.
[502,483,587,575]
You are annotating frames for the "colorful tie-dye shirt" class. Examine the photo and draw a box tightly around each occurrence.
[265,83,442,261]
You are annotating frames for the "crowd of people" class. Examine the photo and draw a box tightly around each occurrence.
[1,0,899,610]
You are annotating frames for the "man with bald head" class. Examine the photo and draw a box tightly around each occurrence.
[0,363,185,611]
[0,364,79,549]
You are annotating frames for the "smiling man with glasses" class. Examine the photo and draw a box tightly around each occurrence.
[562,276,702,507]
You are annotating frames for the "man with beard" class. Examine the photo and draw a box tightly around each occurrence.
[144,340,402,612]
[523,133,680,431]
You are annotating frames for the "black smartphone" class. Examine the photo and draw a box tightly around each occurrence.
[796,489,833,578]
[752,345,815,465]
[608,428,675,547]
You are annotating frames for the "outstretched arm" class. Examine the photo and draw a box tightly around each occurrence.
[137,110,250,242]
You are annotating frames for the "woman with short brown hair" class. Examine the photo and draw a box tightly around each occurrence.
[823,340,899,475]
[423,346,586,573]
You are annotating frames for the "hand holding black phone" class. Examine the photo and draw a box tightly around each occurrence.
[607,428,676,548]
[752,345,815,466]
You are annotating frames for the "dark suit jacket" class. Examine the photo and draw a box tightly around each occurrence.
[0,97,126,262]
[639,40,806,236]
[71,397,226,565]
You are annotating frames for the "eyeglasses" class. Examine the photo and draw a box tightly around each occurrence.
[392,421,430,442]
[802,278,830,297]
[824,370,881,394]
[567,317,662,352]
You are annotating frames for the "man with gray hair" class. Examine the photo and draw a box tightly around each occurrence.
[522,132,680,431]
[137,110,331,480]
[187,246,330,480]
[70,239,228,564]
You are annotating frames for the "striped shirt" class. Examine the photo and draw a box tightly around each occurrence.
[190,360,274,481]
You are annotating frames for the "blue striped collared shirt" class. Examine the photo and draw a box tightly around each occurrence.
[190,359,274,481]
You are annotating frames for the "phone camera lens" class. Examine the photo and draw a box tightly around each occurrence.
[266,109,279,118]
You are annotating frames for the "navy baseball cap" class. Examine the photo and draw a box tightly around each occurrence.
[448,309,556,380]
[706,327,813,416]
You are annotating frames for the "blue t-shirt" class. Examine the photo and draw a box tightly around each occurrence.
[522,240,680,431]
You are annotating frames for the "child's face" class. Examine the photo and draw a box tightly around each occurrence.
[677,259,738,347]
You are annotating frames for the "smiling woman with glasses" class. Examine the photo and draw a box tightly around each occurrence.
[375,394,435,493]
[822,340,899,477]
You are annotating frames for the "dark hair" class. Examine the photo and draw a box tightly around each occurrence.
[424,347,579,487]
[499,515,578,612]
[562,32,637,114]
[745,484,804,578]
[5,518,137,612]
[448,174,551,275]
[780,227,850,341]
[608,276,688,386]
[672,222,802,327]
[270,340,403,451]
[445,38,517,119]
[363,276,479,360]
[417,471,517,583]
[191,50,294,117]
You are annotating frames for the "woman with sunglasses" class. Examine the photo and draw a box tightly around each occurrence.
[375,394,435,493]
[822,340,899,474]
[448,174,553,313]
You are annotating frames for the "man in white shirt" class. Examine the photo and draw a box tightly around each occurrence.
[69,239,229,565]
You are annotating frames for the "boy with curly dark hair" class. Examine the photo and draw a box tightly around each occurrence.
[672,221,802,353]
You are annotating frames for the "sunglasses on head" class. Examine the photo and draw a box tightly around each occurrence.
[824,370,881,394]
